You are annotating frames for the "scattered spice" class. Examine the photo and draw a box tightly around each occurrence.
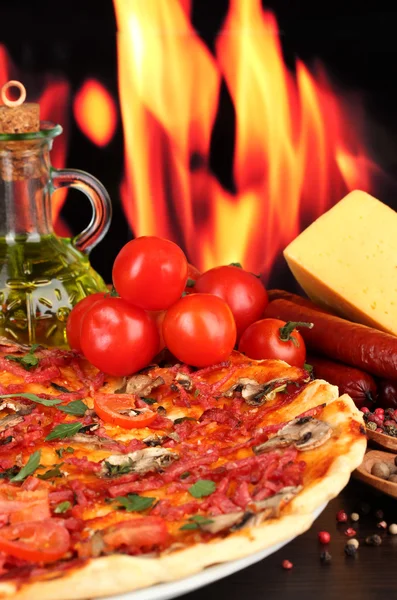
[320,551,332,565]
[346,538,359,550]
[350,512,360,522]
[377,521,387,530]
[336,510,348,523]
[345,528,356,537]
[318,531,331,544]
[282,560,293,570]
[365,534,382,546]
[344,543,357,557]
[389,524,397,535]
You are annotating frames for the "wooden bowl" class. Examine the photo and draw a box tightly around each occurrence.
[366,428,397,451]
[354,449,397,498]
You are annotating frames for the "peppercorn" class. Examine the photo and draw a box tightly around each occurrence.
[344,543,357,557]
[361,407,370,413]
[365,534,382,546]
[375,509,384,520]
[318,531,331,544]
[389,523,397,535]
[336,510,348,523]
[320,551,332,564]
[366,421,377,431]
[388,475,397,483]
[359,501,371,515]
[371,462,391,479]
[282,559,293,570]
[345,528,356,537]
[350,512,360,522]
[346,538,359,549]
[377,521,387,529]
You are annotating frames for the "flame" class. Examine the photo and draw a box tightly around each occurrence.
[74,79,117,147]
[0,45,70,234]
[115,0,375,280]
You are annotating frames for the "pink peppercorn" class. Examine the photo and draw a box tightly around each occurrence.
[374,408,385,415]
[373,415,384,426]
[282,560,293,570]
[336,510,348,523]
[345,528,357,537]
[376,428,384,433]
[384,420,395,428]
[318,531,331,544]
[361,407,370,414]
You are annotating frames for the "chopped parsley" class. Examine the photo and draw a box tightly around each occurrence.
[5,344,40,370]
[180,515,214,530]
[45,422,83,441]
[55,446,75,458]
[54,501,72,514]
[10,450,41,482]
[114,493,156,512]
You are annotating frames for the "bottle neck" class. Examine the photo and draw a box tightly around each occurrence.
[0,139,54,242]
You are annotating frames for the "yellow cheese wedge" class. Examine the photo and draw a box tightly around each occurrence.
[283,190,397,335]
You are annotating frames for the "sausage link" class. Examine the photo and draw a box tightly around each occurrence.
[307,355,377,409]
[263,298,397,380]
[267,290,332,314]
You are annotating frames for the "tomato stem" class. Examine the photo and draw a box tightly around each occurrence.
[278,321,313,347]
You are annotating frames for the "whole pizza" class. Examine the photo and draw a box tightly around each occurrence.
[0,338,365,600]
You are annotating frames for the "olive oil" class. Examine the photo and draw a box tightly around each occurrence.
[0,235,107,346]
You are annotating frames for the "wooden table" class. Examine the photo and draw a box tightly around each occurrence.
[180,479,397,599]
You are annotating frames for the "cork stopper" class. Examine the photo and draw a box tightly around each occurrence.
[0,81,40,134]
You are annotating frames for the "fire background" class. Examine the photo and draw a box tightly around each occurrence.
[0,0,397,288]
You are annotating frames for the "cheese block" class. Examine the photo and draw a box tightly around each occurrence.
[283,190,397,335]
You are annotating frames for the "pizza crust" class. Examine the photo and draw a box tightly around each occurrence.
[0,386,366,600]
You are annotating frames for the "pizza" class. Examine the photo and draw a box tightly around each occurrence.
[0,337,366,600]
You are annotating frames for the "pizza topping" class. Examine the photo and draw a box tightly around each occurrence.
[4,345,40,371]
[114,493,157,512]
[188,480,216,498]
[93,393,157,429]
[223,377,289,406]
[101,447,179,477]
[102,516,169,551]
[0,399,33,415]
[45,422,83,441]
[9,451,41,483]
[0,519,70,563]
[253,417,332,453]
[123,374,165,396]
[175,372,193,391]
[0,414,24,432]
[0,484,50,523]
[189,511,244,534]
[249,486,302,517]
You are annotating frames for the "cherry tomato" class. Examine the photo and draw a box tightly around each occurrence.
[238,318,309,367]
[66,293,105,351]
[194,266,268,339]
[148,310,166,352]
[0,519,70,563]
[103,517,168,550]
[80,297,159,376]
[162,293,236,367]
[184,263,201,293]
[112,236,188,311]
[94,393,157,429]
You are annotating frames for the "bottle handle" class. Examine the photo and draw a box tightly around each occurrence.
[51,168,112,254]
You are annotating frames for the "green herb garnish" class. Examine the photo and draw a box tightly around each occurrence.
[54,501,72,514]
[37,463,64,480]
[188,479,216,498]
[55,446,75,458]
[180,471,190,479]
[114,493,156,512]
[5,344,40,370]
[57,400,88,417]
[10,450,41,482]
[45,422,83,441]
[180,515,214,530]
[0,466,19,479]
[0,393,62,407]
[103,460,134,477]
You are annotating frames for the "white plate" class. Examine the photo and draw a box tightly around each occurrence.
[105,503,327,600]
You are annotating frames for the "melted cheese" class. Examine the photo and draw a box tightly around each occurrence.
[284,190,397,334]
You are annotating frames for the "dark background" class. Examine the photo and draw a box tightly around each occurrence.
[1,0,397,283]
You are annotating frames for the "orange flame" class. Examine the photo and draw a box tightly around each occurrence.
[115,0,375,280]
[0,45,70,234]
[73,79,117,147]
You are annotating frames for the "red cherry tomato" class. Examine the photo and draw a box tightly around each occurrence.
[80,297,159,376]
[66,293,105,351]
[103,517,168,550]
[94,393,157,428]
[148,310,166,352]
[238,318,309,367]
[184,263,201,293]
[162,293,236,367]
[0,519,70,563]
[194,266,268,339]
[112,236,188,311]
